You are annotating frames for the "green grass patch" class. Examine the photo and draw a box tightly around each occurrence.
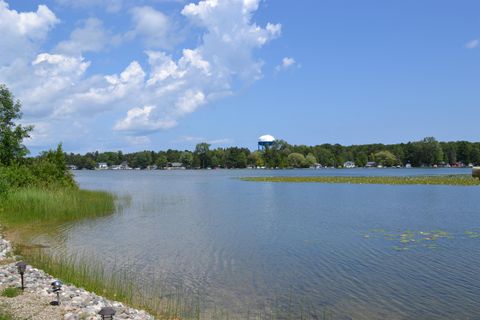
[1,287,21,298]
[241,175,480,186]
[0,311,14,320]
[0,188,116,225]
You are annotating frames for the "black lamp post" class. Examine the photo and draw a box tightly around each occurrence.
[50,280,63,306]
[15,261,27,290]
[99,307,116,320]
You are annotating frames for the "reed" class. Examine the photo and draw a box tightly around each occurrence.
[241,175,480,186]
[0,188,116,225]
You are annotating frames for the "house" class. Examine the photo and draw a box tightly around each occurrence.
[67,164,78,170]
[119,161,132,170]
[365,161,377,168]
[97,162,108,170]
[405,163,412,168]
[165,162,186,170]
[147,165,158,170]
[343,161,355,168]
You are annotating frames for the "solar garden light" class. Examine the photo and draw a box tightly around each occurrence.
[99,307,116,320]
[15,261,27,290]
[50,280,63,306]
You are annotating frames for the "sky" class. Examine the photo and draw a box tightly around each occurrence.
[1,0,479,154]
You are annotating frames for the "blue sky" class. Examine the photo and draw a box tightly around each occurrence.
[1,0,479,154]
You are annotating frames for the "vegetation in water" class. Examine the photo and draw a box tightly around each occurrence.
[241,175,480,186]
[362,229,480,252]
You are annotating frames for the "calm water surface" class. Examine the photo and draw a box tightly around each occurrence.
[41,169,480,319]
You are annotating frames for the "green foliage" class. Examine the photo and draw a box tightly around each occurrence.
[0,145,76,191]
[63,137,480,170]
[373,150,398,167]
[0,311,14,320]
[0,188,115,225]
[194,142,211,168]
[0,84,34,166]
[287,153,307,168]
[180,152,193,168]
[1,287,21,298]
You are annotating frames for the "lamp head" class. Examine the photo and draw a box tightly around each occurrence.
[15,261,27,274]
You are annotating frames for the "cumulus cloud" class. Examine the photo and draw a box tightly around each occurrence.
[466,39,479,49]
[0,0,58,64]
[0,0,282,148]
[127,6,179,49]
[114,106,177,132]
[55,18,112,55]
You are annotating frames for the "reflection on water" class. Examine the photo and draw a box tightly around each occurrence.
[32,169,480,319]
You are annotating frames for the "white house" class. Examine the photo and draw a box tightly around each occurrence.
[343,161,355,168]
[97,162,108,170]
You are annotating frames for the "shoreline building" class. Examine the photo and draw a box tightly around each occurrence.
[258,134,275,150]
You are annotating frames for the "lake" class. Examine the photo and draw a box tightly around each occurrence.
[36,168,480,319]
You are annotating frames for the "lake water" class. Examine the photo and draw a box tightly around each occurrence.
[41,169,480,319]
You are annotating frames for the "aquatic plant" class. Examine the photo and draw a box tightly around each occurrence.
[241,175,480,186]
[0,188,115,225]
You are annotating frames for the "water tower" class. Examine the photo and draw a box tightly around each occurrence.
[258,134,275,150]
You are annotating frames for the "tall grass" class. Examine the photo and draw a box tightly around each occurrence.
[0,188,115,225]
[20,250,203,319]
[241,175,480,186]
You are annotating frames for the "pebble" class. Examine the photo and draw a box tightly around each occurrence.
[0,228,155,320]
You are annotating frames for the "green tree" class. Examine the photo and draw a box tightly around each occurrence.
[373,150,398,167]
[156,155,168,168]
[194,143,211,168]
[305,153,317,167]
[0,85,33,165]
[179,152,193,168]
[287,153,307,168]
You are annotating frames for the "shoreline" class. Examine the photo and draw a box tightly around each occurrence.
[0,229,154,320]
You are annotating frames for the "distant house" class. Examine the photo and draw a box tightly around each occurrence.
[343,161,355,168]
[405,163,412,168]
[147,165,158,170]
[166,162,186,170]
[97,162,108,170]
[365,161,377,168]
[67,165,78,170]
[119,161,131,170]
[112,161,131,170]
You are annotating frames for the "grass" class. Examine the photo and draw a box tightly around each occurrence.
[19,250,203,319]
[241,174,480,186]
[0,311,14,320]
[1,287,21,298]
[0,188,116,225]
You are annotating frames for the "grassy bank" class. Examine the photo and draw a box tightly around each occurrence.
[0,188,115,225]
[241,174,480,186]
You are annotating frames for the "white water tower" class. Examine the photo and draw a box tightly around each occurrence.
[258,134,275,150]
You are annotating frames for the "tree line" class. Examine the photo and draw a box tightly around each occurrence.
[65,137,480,170]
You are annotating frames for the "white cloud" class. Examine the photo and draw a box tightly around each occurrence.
[466,39,479,49]
[1,0,282,147]
[127,6,179,49]
[275,57,296,72]
[0,1,58,64]
[114,105,177,132]
[55,18,111,55]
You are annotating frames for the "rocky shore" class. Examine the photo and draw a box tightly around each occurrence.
[0,230,154,320]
